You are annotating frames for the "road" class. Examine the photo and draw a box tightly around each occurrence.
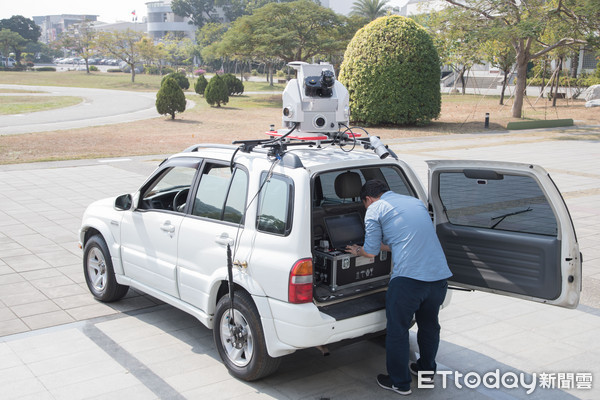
[0,127,599,399]
[0,84,159,135]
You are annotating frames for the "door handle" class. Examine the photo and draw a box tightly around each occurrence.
[160,221,176,233]
[215,233,234,246]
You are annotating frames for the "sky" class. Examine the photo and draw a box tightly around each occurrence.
[1,0,413,24]
[0,0,150,23]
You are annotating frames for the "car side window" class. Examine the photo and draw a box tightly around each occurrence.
[140,166,197,212]
[257,173,293,235]
[438,172,558,236]
[192,164,248,224]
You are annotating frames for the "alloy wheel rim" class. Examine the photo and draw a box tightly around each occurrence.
[87,247,107,292]
[219,309,254,367]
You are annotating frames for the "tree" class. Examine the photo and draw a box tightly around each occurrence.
[195,74,208,95]
[171,0,220,27]
[162,71,190,90]
[96,29,146,82]
[482,38,516,105]
[339,16,441,126]
[138,37,168,74]
[156,77,187,119]
[221,73,244,95]
[58,20,97,73]
[0,16,41,63]
[443,0,594,118]
[351,0,390,21]
[208,0,353,84]
[0,29,25,63]
[205,74,229,107]
[421,8,485,95]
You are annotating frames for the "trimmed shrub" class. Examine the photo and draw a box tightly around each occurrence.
[89,65,99,72]
[107,68,121,73]
[339,15,441,126]
[205,74,229,107]
[35,66,56,72]
[221,73,245,95]
[156,77,187,119]
[194,74,208,96]
[161,72,190,90]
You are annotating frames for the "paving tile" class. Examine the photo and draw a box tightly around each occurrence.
[37,283,87,299]
[21,310,75,330]
[52,293,98,310]
[10,300,61,318]
[0,273,24,285]
[0,318,29,336]
[2,254,52,273]
[65,303,118,321]
[29,275,75,290]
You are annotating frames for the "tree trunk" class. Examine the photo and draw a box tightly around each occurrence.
[460,67,466,95]
[85,59,90,74]
[268,62,274,86]
[512,58,528,118]
[552,57,562,107]
[130,63,136,83]
[500,69,509,105]
[570,51,579,78]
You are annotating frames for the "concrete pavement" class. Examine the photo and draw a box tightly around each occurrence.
[0,127,599,399]
[0,85,160,135]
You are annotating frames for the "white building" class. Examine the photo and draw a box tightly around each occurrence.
[146,1,196,41]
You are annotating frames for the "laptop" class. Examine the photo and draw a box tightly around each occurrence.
[323,212,365,252]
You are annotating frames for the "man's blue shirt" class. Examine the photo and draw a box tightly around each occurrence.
[362,191,452,282]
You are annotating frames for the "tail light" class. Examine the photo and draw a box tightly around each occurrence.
[289,258,313,304]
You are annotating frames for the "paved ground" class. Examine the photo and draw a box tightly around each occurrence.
[0,84,160,135]
[0,127,599,399]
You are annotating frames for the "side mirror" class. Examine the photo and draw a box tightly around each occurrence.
[114,194,133,211]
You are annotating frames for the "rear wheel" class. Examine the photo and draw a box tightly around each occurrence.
[213,291,281,381]
[83,235,129,302]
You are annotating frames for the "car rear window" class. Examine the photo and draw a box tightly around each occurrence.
[438,172,558,236]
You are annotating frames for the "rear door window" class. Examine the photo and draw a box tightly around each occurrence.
[257,173,294,235]
[438,172,558,236]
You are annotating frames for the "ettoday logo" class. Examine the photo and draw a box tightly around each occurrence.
[417,370,593,394]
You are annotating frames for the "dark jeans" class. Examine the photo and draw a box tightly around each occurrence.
[385,276,448,391]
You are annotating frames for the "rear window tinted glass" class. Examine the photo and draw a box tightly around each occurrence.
[439,172,558,236]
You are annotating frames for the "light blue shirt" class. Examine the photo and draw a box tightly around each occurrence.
[363,191,452,282]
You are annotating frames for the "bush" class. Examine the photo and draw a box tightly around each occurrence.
[251,69,258,76]
[221,73,245,96]
[339,15,441,126]
[194,68,206,76]
[89,65,99,72]
[161,72,190,90]
[107,68,121,73]
[34,66,56,72]
[194,74,208,96]
[205,74,229,107]
[156,77,187,119]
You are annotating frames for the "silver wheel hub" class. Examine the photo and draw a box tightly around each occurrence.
[87,247,107,292]
[219,309,254,367]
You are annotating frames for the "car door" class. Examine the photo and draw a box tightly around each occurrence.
[427,160,581,308]
[177,162,249,312]
[120,159,200,298]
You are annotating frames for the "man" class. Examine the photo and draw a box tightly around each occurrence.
[346,179,452,395]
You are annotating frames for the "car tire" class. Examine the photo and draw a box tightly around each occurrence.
[214,290,281,381]
[83,235,129,302]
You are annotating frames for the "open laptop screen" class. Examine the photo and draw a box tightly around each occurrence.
[323,212,365,250]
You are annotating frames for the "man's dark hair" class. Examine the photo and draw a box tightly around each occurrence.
[360,179,389,201]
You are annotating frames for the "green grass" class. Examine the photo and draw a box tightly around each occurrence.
[0,95,82,115]
[0,70,287,93]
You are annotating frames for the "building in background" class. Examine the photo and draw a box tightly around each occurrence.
[33,14,98,43]
[146,1,195,41]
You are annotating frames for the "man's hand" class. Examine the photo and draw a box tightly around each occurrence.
[346,244,361,256]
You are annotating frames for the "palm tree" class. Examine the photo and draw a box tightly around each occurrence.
[351,0,390,21]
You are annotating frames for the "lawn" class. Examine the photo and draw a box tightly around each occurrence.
[0,95,82,115]
[0,70,286,92]
[0,70,598,164]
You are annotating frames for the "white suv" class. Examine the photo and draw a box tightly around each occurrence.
[79,138,581,380]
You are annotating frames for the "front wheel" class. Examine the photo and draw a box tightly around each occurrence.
[83,235,129,302]
[213,291,281,381]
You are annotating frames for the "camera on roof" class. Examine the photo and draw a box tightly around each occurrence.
[304,69,335,98]
[281,62,350,135]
